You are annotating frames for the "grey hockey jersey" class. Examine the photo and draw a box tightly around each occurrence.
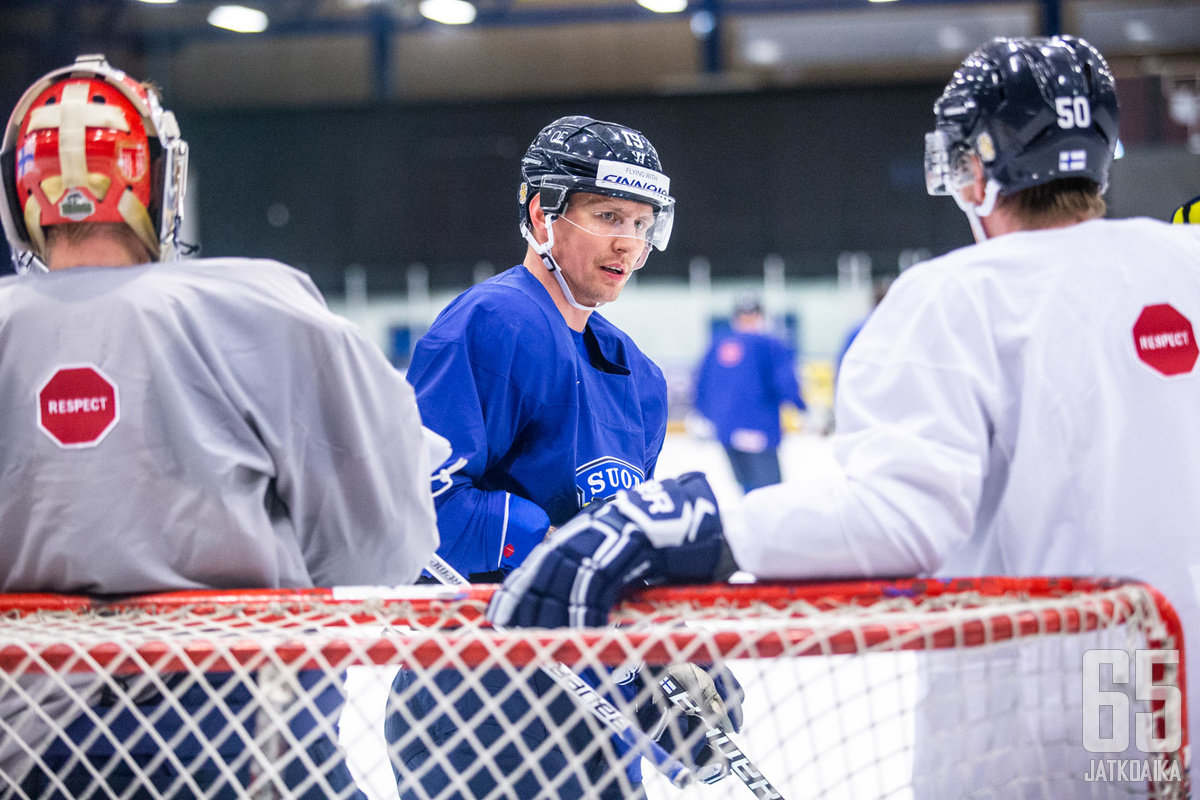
[0,258,438,594]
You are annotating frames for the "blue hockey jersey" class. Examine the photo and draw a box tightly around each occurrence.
[694,329,805,451]
[409,263,669,576]
[397,264,669,793]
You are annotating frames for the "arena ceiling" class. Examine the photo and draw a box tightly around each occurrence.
[2,0,1199,110]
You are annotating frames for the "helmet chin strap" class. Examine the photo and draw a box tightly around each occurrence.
[521,215,608,311]
[954,178,1002,243]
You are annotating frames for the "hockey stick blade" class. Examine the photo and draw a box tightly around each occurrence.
[658,673,785,799]
[423,555,693,788]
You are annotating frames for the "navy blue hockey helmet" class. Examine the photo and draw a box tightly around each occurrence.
[519,115,675,251]
[925,36,1119,199]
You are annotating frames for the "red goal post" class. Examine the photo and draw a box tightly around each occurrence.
[0,576,1188,800]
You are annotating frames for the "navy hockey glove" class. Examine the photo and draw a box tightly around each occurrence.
[636,663,746,785]
[486,472,738,629]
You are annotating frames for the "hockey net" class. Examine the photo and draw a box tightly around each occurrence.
[0,576,1188,800]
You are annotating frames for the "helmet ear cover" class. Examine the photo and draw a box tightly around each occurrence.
[535,181,570,219]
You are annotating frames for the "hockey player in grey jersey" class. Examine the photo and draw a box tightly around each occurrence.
[0,55,440,798]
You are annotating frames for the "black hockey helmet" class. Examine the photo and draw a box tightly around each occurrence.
[519,115,674,251]
[925,36,1119,199]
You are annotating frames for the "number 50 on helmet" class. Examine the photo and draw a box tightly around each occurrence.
[924,36,1119,205]
[0,54,189,274]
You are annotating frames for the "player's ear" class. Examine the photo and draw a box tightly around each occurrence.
[528,192,550,245]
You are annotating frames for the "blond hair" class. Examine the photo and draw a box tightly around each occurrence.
[44,223,154,265]
[995,178,1106,228]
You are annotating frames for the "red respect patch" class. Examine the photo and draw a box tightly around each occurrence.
[1133,304,1198,377]
[38,365,120,448]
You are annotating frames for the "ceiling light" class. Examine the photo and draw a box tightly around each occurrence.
[207,6,269,33]
[638,0,688,14]
[1124,20,1153,43]
[937,26,967,52]
[419,0,477,24]
[868,0,900,4]
[745,39,782,66]
[1169,87,1198,127]
[135,0,179,4]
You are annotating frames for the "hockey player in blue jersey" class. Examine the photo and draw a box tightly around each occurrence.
[408,116,671,579]
[694,294,806,492]
[386,116,742,798]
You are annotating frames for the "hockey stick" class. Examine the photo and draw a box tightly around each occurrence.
[424,554,693,788]
[657,672,785,799]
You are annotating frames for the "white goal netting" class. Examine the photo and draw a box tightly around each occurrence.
[0,577,1188,800]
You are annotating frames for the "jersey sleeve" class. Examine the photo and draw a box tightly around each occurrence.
[770,337,806,411]
[723,264,993,580]
[692,343,719,421]
[410,300,553,576]
[222,264,439,587]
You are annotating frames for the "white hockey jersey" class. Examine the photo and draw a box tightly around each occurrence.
[723,218,1200,782]
[0,258,438,593]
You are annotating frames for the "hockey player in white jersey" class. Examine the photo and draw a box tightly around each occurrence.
[491,36,1200,797]
[0,55,439,798]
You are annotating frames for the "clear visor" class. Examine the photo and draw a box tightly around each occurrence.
[556,195,674,252]
[924,129,978,198]
[924,130,956,196]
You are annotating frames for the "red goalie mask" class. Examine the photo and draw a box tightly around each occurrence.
[1,54,189,273]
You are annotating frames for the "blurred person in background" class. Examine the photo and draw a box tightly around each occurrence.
[0,54,439,799]
[692,293,806,492]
